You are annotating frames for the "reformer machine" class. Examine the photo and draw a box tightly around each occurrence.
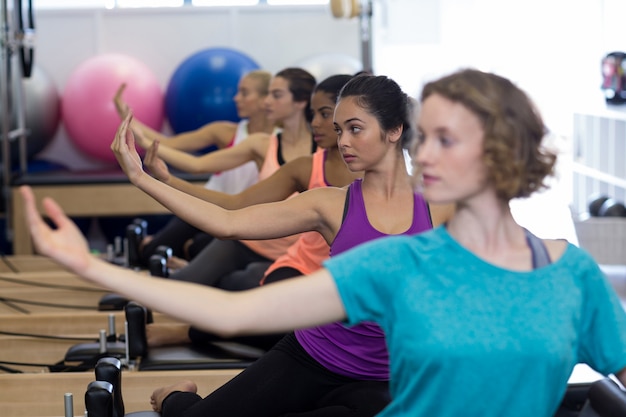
[0,0,34,246]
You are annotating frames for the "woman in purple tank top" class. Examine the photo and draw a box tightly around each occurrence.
[24,75,454,417]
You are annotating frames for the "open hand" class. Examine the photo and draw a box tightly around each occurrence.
[111,112,146,184]
[130,123,154,150]
[20,186,92,274]
[144,140,171,183]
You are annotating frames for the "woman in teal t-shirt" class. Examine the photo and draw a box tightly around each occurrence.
[21,69,626,417]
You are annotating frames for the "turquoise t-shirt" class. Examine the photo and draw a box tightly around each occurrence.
[326,226,626,417]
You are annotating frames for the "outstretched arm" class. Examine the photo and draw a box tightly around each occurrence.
[144,130,267,174]
[145,138,311,209]
[114,83,236,152]
[112,113,338,242]
[20,185,345,336]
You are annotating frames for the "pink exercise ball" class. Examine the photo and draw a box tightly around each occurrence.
[62,54,164,164]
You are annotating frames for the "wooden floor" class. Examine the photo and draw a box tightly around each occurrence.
[0,368,241,417]
[0,268,109,315]
[0,255,69,273]
[0,255,180,371]
[0,256,226,416]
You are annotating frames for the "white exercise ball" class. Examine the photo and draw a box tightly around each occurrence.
[294,53,363,82]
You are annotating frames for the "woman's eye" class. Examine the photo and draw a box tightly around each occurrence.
[440,137,453,146]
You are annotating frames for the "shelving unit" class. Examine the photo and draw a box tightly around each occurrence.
[571,103,626,265]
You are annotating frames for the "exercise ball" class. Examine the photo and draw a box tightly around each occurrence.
[588,194,610,217]
[0,65,61,165]
[165,47,260,133]
[62,54,164,164]
[294,53,363,82]
[598,198,626,217]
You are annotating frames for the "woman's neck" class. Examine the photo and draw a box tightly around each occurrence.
[361,151,412,198]
[247,113,275,134]
[446,195,522,252]
[280,115,310,144]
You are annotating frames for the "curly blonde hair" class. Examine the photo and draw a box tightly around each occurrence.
[420,69,556,201]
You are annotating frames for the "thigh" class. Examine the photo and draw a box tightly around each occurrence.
[280,381,390,417]
[169,240,267,286]
[217,261,272,291]
[186,232,215,259]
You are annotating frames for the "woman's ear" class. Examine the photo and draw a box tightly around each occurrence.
[387,125,404,144]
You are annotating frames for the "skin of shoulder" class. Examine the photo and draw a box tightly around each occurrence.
[239,131,273,161]
[276,154,315,191]
[298,186,349,243]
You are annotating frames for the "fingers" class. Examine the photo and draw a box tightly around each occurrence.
[20,186,52,254]
[41,196,72,230]
[145,140,159,162]
[116,82,126,97]
[21,186,44,229]
[113,83,129,117]
[124,113,136,149]
[112,112,133,153]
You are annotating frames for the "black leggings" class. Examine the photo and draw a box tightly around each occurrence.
[184,266,302,351]
[169,239,271,286]
[141,216,211,264]
[161,333,390,417]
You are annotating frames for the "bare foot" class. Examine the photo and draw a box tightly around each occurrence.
[150,380,198,412]
[146,323,191,347]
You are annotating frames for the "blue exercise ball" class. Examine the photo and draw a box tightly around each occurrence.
[165,47,260,133]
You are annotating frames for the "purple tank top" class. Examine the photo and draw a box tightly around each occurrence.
[295,179,432,380]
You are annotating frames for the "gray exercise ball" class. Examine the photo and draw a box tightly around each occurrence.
[0,65,61,165]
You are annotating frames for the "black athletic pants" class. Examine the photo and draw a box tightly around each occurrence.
[140,216,210,265]
[169,239,271,286]
[161,333,390,417]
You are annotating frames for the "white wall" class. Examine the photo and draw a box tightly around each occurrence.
[33,4,360,169]
[366,0,626,243]
[371,0,621,135]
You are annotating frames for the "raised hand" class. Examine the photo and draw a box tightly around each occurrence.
[20,186,93,274]
[111,112,146,184]
[113,83,130,119]
[129,122,154,150]
[144,140,171,183]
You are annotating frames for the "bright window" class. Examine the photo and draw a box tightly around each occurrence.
[34,0,329,8]
[192,0,258,5]
[117,0,183,7]
[267,0,328,4]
